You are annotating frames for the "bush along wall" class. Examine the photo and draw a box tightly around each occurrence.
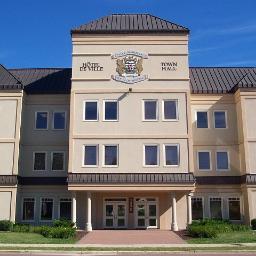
[188,219,250,238]
[0,219,76,239]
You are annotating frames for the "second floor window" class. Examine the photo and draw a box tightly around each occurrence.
[84,145,98,166]
[198,151,211,170]
[216,151,229,170]
[163,100,177,120]
[35,112,48,129]
[51,152,64,171]
[84,101,98,121]
[104,100,118,121]
[144,145,159,166]
[164,144,179,166]
[144,100,157,121]
[214,111,227,128]
[33,152,46,171]
[104,145,118,166]
[53,112,66,129]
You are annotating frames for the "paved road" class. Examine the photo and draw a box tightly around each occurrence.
[0,253,256,256]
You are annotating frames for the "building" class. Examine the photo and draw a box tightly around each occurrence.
[1,14,256,231]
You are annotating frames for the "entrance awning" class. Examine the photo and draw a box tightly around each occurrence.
[67,173,195,191]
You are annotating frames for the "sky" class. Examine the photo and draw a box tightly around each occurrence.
[1,0,256,68]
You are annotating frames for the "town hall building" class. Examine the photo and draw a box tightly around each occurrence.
[1,14,256,231]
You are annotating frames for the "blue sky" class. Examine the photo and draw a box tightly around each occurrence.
[1,0,256,68]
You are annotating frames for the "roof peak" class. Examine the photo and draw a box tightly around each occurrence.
[71,14,189,35]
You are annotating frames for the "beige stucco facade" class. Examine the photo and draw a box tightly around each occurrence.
[1,14,256,231]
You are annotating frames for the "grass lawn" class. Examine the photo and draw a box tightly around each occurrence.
[188,231,256,244]
[0,232,76,244]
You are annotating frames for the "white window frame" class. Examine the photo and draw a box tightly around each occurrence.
[227,197,242,222]
[162,99,179,121]
[35,111,49,130]
[102,144,119,167]
[40,198,54,222]
[143,144,160,167]
[209,197,223,219]
[195,110,209,129]
[216,150,230,171]
[163,144,180,167]
[58,198,72,219]
[33,151,47,171]
[191,196,205,220]
[103,100,119,122]
[21,197,36,222]
[52,111,66,130]
[82,144,99,167]
[213,110,228,129]
[83,100,99,122]
[51,151,65,171]
[142,99,158,121]
[197,150,212,171]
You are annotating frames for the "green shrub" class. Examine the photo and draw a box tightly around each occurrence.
[0,220,13,231]
[188,219,250,238]
[251,219,256,230]
[40,226,76,239]
[53,219,75,228]
[188,225,217,238]
[12,223,30,232]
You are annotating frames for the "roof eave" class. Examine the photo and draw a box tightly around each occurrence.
[70,30,190,35]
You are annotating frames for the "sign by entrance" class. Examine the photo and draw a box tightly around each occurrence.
[161,62,178,71]
[111,50,148,84]
[80,62,103,72]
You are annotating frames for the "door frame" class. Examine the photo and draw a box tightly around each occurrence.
[103,197,128,229]
[134,197,159,229]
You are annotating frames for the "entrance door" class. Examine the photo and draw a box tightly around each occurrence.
[135,198,158,229]
[104,199,127,229]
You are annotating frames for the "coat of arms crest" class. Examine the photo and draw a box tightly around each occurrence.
[111,50,148,84]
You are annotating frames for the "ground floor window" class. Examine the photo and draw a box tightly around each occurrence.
[22,198,35,221]
[40,198,53,221]
[210,197,222,219]
[59,198,72,220]
[228,197,241,221]
[192,197,203,220]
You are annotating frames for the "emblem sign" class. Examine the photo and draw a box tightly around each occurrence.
[111,50,148,84]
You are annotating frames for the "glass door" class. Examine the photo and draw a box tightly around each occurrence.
[104,199,127,229]
[105,203,115,228]
[135,198,158,229]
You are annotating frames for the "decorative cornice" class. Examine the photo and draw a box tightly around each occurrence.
[17,176,67,185]
[67,173,195,185]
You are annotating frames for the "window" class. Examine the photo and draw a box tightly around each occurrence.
[53,112,66,130]
[210,197,222,219]
[104,145,118,166]
[164,144,179,166]
[35,112,48,129]
[33,152,46,171]
[216,151,229,170]
[104,100,118,121]
[163,100,178,120]
[228,198,241,221]
[51,152,64,171]
[144,100,158,120]
[214,111,227,128]
[59,198,72,220]
[84,145,98,166]
[144,145,159,166]
[84,101,98,121]
[196,111,208,128]
[198,151,211,170]
[40,198,53,221]
[22,198,35,221]
[192,197,203,220]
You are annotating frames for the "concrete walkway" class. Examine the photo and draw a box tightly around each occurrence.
[77,230,186,244]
